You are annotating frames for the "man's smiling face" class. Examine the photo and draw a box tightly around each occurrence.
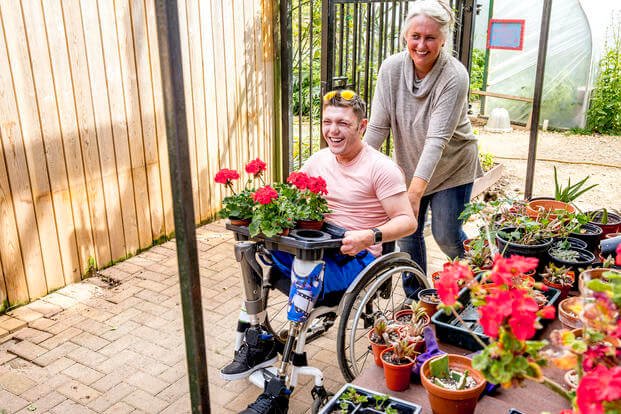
[321,105,367,163]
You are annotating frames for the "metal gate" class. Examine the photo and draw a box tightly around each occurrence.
[283,0,476,172]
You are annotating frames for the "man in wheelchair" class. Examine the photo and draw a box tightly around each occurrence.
[221,90,417,413]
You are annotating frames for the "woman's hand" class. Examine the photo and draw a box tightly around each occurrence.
[340,230,373,256]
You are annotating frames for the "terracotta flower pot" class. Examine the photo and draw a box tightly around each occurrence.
[420,354,486,414]
[558,297,583,330]
[418,288,440,317]
[295,219,324,230]
[526,199,575,219]
[228,217,251,226]
[367,329,388,367]
[463,238,488,253]
[578,267,621,295]
[380,347,415,392]
[542,271,574,300]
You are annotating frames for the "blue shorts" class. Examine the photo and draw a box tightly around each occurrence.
[270,250,374,295]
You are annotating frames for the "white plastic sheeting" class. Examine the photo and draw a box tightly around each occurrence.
[474,0,592,128]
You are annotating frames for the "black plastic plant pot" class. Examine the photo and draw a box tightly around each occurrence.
[495,227,553,274]
[319,384,422,414]
[570,223,603,253]
[548,247,596,286]
[551,237,587,251]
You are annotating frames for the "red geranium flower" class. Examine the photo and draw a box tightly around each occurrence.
[491,255,538,286]
[436,261,473,306]
[287,171,310,190]
[214,168,240,185]
[479,290,513,338]
[245,158,267,176]
[252,185,278,205]
[616,243,621,266]
[307,176,328,195]
[576,365,621,414]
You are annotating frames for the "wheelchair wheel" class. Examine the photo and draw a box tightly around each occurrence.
[336,257,428,382]
[262,284,290,345]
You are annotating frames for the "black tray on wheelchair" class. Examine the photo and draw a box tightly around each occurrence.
[226,221,344,260]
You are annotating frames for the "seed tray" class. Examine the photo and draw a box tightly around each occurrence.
[431,285,560,351]
[319,384,422,414]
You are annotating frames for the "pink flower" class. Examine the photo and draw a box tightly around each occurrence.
[287,171,310,190]
[252,185,278,205]
[245,158,267,176]
[616,243,621,266]
[214,168,240,184]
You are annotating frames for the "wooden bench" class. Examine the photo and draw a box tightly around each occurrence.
[471,89,534,129]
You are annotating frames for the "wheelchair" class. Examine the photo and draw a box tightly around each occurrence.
[228,222,429,412]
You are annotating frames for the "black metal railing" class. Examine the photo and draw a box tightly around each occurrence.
[283,0,475,171]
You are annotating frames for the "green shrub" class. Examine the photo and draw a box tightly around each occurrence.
[469,48,485,101]
[587,17,621,134]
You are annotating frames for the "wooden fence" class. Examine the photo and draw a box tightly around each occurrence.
[0,0,274,310]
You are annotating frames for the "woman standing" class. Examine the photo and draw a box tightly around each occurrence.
[365,0,482,284]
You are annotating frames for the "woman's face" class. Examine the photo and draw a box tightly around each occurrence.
[405,15,445,77]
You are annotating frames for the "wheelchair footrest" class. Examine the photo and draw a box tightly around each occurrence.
[248,366,278,390]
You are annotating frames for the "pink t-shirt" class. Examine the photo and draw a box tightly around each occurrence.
[302,144,407,256]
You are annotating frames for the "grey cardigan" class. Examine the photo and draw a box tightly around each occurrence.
[365,49,482,195]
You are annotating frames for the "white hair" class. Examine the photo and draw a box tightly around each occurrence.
[400,0,455,47]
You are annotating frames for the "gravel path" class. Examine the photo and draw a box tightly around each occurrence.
[474,126,620,211]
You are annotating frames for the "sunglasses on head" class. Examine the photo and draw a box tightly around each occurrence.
[323,89,357,102]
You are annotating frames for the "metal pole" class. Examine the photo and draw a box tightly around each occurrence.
[525,0,552,199]
[154,2,210,413]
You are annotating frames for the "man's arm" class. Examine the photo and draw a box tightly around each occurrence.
[340,192,417,256]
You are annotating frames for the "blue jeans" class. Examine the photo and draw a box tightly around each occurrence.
[401,182,473,297]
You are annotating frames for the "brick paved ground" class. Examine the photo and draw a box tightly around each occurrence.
[0,222,446,414]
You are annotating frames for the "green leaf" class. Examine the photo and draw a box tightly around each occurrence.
[429,354,449,379]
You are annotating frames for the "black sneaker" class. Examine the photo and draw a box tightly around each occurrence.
[240,377,290,414]
[219,326,278,381]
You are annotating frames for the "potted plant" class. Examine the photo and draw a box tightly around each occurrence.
[367,316,400,368]
[215,159,268,224]
[417,288,440,317]
[464,236,493,272]
[248,184,296,237]
[434,257,573,408]
[420,354,486,414]
[541,263,574,300]
[587,208,621,239]
[552,166,598,203]
[547,244,595,276]
[496,224,554,272]
[403,301,430,352]
[570,222,603,254]
[286,171,331,229]
[380,339,418,391]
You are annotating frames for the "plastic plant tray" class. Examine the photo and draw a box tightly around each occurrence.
[431,285,560,351]
[319,383,422,414]
[226,222,344,260]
